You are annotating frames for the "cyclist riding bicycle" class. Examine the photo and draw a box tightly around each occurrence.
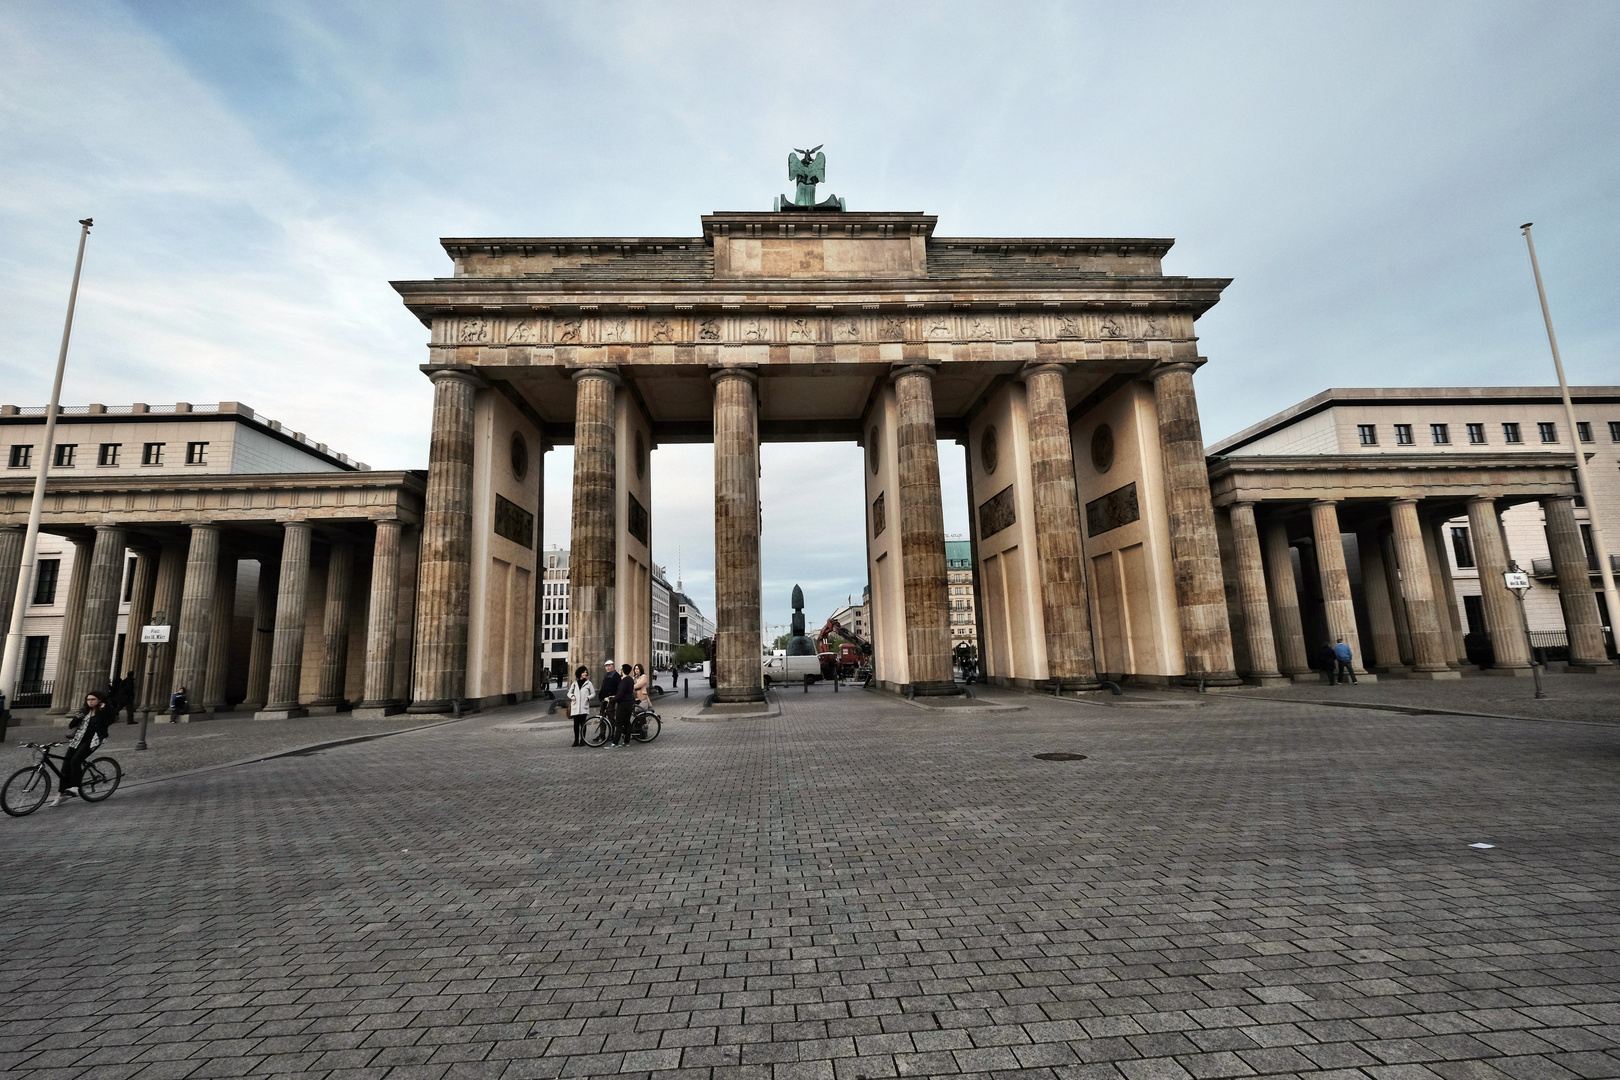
[52,689,116,807]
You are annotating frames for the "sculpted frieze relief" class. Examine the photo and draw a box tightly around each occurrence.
[436,310,1189,347]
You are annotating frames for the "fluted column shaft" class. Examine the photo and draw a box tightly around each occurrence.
[569,368,620,697]
[123,547,157,704]
[264,523,313,715]
[361,521,404,708]
[1466,497,1531,670]
[147,542,186,710]
[170,524,220,710]
[713,368,764,702]
[1262,520,1310,674]
[242,561,276,708]
[893,366,955,692]
[1022,364,1099,689]
[1381,531,1416,665]
[1309,501,1367,674]
[1356,529,1402,671]
[67,525,129,708]
[1543,496,1611,668]
[1150,363,1240,684]
[0,528,23,666]
[201,555,237,710]
[50,538,93,713]
[409,369,478,711]
[1425,519,1468,663]
[1390,500,1452,673]
[1229,504,1282,680]
[314,542,354,706]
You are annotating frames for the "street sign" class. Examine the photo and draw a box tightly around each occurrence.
[141,625,171,644]
[1503,571,1530,592]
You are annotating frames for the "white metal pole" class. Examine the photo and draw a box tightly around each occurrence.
[0,218,93,708]
[1521,223,1620,650]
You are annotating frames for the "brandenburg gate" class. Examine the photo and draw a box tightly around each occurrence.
[392,195,1244,707]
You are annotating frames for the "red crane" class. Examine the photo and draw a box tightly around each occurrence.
[815,617,872,680]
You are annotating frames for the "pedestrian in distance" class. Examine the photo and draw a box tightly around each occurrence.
[1333,637,1358,684]
[1317,643,1337,685]
[111,672,137,725]
[613,664,637,747]
[51,689,117,807]
[169,685,189,719]
[566,666,593,747]
[599,661,621,748]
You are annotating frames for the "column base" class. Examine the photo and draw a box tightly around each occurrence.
[237,701,265,713]
[406,698,477,715]
[353,701,405,718]
[1405,668,1463,681]
[1565,661,1614,673]
[1045,678,1103,693]
[172,711,215,723]
[714,687,766,704]
[1242,674,1292,688]
[305,702,350,716]
[1479,666,1534,677]
[909,679,961,697]
[1369,665,1410,676]
[1179,672,1245,689]
[255,706,308,720]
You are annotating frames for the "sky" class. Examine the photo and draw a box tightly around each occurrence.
[2,1,1617,631]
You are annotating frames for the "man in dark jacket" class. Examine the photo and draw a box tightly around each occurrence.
[599,661,621,743]
[613,666,637,747]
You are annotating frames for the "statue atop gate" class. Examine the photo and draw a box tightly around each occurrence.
[775,145,847,211]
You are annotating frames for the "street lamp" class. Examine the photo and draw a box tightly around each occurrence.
[1504,564,1548,699]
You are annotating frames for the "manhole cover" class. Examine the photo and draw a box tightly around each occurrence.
[1034,752,1088,761]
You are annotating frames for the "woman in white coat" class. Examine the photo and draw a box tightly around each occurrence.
[567,665,594,747]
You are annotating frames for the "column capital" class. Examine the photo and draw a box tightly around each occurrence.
[1388,497,1421,509]
[188,522,220,535]
[890,362,938,383]
[1309,498,1340,509]
[1147,358,1206,381]
[1229,500,1258,512]
[572,365,622,387]
[425,366,482,389]
[1018,362,1067,383]
[708,365,757,388]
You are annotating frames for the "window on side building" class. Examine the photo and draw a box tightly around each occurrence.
[142,442,164,465]
[1393,423,1413,445]
[1466,423,1485,444]
[1357,424,1377,445]
[1450,526,1474,569]
[1502,422,1522,444]
[21,636,48,690]
[1538,421,1557,443]
[8,445,32,468]
[53,444,76,467]
[32,559,60,605]
[185,441,208,465]
[1610,421,1620,442]
[98,442,120,466]
[1577,421,1592,442]
[123,556,137,602]
[1430,423,1450,445]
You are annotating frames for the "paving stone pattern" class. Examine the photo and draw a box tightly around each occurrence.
[3,683,1619,1080]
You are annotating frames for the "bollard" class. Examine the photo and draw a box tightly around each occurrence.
[834,676,838,693]
[683,679,688,699]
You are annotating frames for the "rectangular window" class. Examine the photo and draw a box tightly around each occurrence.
[8,445,32,468]
[97,443,120,466]
[1582,524,1598,572]
[1538,421,1557,443]
[1577,421,1592,442]
[1466,423,1485,444]
[1450,526,1474,569]
[1610,421,1620,442]
[123,556,137,602]
[1502,422,1522,444]
[1430,423,1450,445]
[141,442,164,466]
[1393,424,1413,445]
[1356,424,1377,446]
[21,636,49,689]
[53,444,76,467]
[185,441,208,465]
[32,559,60,605]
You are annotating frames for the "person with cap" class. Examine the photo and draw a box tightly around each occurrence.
[599,660,621,747]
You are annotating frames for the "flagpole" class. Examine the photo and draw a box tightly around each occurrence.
[0,218,94,725]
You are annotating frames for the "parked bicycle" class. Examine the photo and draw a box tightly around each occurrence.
[3,742,122,817]
[583,702,661,747]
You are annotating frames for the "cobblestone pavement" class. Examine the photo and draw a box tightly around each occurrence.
[3,683,1619,1080]
[1229,667,1620,726]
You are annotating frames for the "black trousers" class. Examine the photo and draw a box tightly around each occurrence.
[615,700,633,744]
[60,737,97,793]
[572,714,587,744]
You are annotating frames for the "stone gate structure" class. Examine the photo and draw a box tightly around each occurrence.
[392,210,1244,706]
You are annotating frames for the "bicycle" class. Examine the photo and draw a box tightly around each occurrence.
[582,702,662,747]
[3,742,123,817]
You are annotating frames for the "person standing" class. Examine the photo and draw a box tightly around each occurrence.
[613,666,636,747]
[566,666,593,747]
[633,663,650,705]
[599,661,621,748]
[1333,637,1358,684]
[52,689,117,807]
[1317,643,1337,685]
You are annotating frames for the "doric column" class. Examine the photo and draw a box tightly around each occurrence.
[1229,503,1284,683]
[1425,519,1468,664]
[66,524,129,709]
[201,555,237,711]
[1020,364,1099,689]
[530,445,547,696]
[712,367,764,702]
[50,538,93,714]
[1390,500,1457,677]
[0,528,23,663]
[893,365,955,694]
[147,541,186,710]
[311,541,354,711]
[1149,362,1240,685]
[1380,531,1416,665]
[170,524,220,716]
[409,368,479,713]
[241,560,276,710]
[357,520,404,715]
[1465,497,1531,672]
[260,522,313,718]
[1309,500,1370,677]
[1543,496,1611,669]
[123,547,157,704]
[1356,529,1403,673]
[569,367,621,697]
[1261,519,1310,676]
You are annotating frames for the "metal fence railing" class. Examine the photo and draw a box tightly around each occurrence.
[12,679,54,708]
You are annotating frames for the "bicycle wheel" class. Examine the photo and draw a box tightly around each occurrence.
[583,716,609,747]
[634,712,661,743]
[78,757,122,802]
[2,766,51,817]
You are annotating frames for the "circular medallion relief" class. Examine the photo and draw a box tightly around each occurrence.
[510,432,529,481]
[635,430,646,480]
[980,425,999,476]
[1090,424,1115,474]
[868,426,880,474]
